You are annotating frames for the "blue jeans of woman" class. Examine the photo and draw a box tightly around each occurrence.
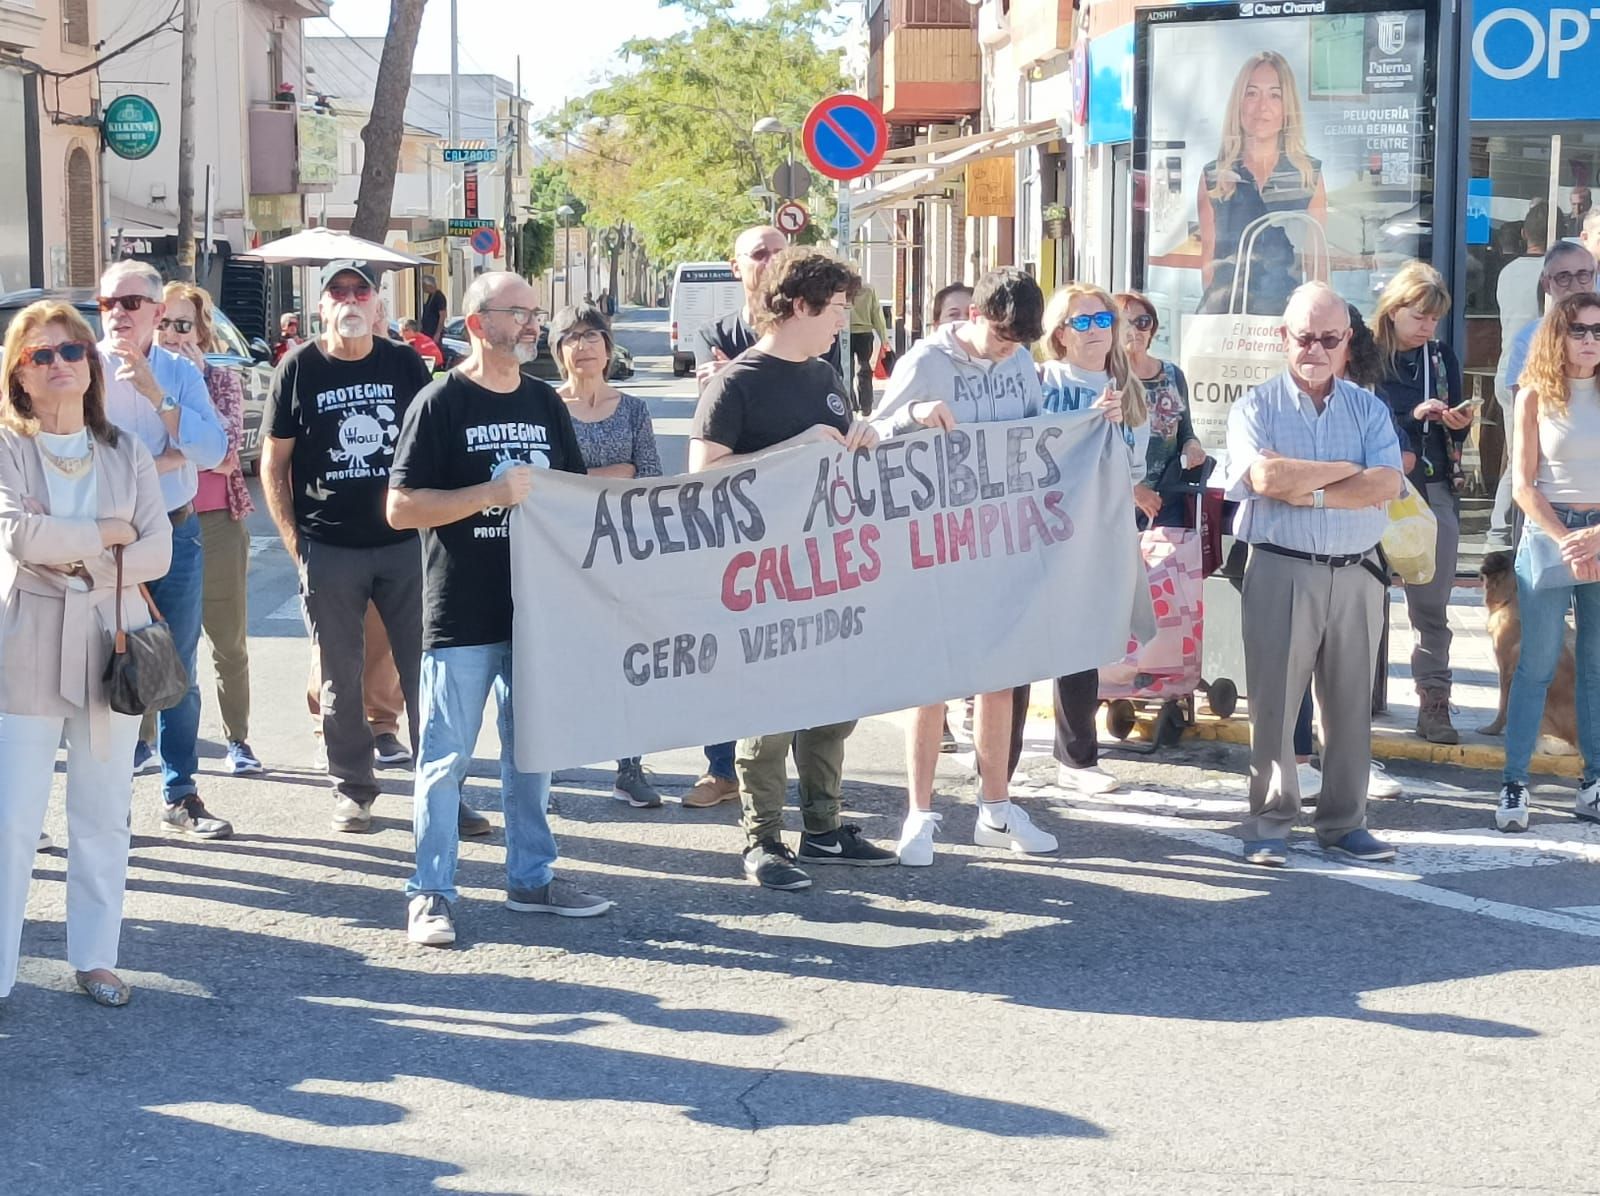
[408,642,558,902]
[1503,516,1600,785]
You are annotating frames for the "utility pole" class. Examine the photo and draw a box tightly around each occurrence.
[174,0,197,282]
[448,0,459,299]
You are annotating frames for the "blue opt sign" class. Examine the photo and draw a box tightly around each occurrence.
[1472,0,1600,119]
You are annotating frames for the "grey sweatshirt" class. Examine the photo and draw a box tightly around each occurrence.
[870,323,1044,436]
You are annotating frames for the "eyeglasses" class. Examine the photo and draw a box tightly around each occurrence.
[1288,330,1348,351]
[157,318,195,334]
[741,246,777,263]
[1567,322,1600,341]
[325,283,374,302]
[20,342,91,367]
[562,329,606,347]
[1548,269,1596,289]
[97,294,157,313]
[1063,311,1116,332]
[1127,314,1155,331]
[480,306,536,325]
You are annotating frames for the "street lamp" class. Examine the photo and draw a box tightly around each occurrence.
[753,116,800,211]
[557,202,576,308]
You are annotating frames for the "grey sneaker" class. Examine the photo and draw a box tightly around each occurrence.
[612,761,662,808]
[331,796,373,833]
[505,877,613,917]
[407,894,456,946]
[161,796,233,840]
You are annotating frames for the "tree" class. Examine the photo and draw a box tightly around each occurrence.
[351,0,428,243]
[545,0,845,265]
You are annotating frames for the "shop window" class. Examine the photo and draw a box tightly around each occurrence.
[66,148,95,286]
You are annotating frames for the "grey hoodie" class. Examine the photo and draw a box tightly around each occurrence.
[870,323,1044,436]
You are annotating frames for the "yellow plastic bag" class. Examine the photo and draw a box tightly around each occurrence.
[1381,478,1438,586]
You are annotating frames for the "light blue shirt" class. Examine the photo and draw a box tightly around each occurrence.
[1222,371,1403,555]
[1506,316,1541,393]
[98,340,227,512]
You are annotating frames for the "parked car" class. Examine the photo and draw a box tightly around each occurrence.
[0,288,272,474]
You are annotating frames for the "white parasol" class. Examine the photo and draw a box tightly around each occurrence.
[235,227,429,269]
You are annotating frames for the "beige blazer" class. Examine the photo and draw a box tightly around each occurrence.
[0,424,172,755]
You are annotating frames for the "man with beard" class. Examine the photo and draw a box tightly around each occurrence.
[388,271,611,946]
[263,261,487,837]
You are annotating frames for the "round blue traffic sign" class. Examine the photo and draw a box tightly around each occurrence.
[802,94,888,183]
[470,227,500,255]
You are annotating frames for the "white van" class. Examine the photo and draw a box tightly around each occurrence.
[668,261,743,376]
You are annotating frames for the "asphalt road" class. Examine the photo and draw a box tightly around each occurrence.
[4,309,1599,1195]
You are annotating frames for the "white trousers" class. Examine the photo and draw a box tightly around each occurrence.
[0,708,140,998]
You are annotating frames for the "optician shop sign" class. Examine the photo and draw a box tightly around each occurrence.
[1471,0,1600,119]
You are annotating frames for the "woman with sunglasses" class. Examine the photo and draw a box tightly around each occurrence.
[154,282,262,776]
[1497,291,1600,832]
[550,302,667,811]
[0,301,172,1007]
[1038,284,1151,795]
[1115,292,1205,528]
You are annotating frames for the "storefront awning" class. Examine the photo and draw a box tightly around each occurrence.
[851,119,1063,218]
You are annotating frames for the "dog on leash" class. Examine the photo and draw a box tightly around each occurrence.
[1479,551,1578,752]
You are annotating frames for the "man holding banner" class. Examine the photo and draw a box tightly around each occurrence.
[689,247,895,890]
[1222,282,1403,868]
[388,271,612,947]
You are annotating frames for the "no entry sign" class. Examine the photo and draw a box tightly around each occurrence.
[774,201,810,236]
[802,94,888,182]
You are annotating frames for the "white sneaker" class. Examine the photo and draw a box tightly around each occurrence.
[407,894,457,946]
[973,802,1058,855]
[1296,762,1322,803]
[1575,778,1600,825]
[1495,782,1530,833]
[1056,763,1119,794]
[897,810,942,867]
[1367,761,1403,799]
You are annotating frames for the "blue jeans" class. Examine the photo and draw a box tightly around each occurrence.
[1503,531,1600,784]
[704,741,735,781]
[147,513,204,804]
[408,642,557,902]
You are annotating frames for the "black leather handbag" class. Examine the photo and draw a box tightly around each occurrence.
[102,545,189,715]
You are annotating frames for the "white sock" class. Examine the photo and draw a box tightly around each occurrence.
[978,799,1011,829]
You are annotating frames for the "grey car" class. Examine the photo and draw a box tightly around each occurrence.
[0,288,274,474]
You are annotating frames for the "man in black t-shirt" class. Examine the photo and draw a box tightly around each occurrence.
[389,270,612,947]
[690,247,896,891]
[420,274,447,340]
[263,260,481,836]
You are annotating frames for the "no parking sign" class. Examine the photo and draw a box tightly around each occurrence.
[470,226,501,256]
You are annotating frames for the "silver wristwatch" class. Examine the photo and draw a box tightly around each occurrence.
[158,394,180,413]
[1312,488,1326,509]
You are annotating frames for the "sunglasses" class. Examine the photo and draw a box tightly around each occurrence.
[20,342,91,367]
[1127,314,1155,331]
[157,318,195,334]
[741,246,777,263]
[1567,322,1600,341]
[1549,269,1596,289]
[1289,330,1348,351]
[97,294,157,313]
[326,283,374,302]
[1064,311,1116,332]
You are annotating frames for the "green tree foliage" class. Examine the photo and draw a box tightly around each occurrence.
[543,0,846,265]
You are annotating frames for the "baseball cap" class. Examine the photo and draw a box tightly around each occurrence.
[320,260,378,291]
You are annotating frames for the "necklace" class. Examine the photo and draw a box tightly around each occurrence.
[38,437,92,479]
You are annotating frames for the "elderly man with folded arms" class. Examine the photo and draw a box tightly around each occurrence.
[1222,282,1405,868]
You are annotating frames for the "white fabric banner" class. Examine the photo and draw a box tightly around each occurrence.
[511,413,1154,773]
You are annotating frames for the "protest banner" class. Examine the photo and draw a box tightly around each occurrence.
[510,413,1154,773]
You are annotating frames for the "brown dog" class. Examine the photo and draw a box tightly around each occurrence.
[1479,551,1578,749]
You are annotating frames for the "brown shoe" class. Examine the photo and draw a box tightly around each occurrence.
[681,775,739,807]
[1417,691,1460,745]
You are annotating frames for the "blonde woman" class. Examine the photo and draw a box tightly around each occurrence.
[1197,51,1328,314]
[0,302,172,1007]
[1038,284,1152,795]
[1497,291,1600,832]
[1371,262,1472,745]
[154,282,262,774]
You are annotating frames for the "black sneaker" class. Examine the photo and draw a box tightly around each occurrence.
[458,800,491,837]
[797,824,898,866]
[161,796,233,840]
[373,732,412,767]
[742,840,812,890]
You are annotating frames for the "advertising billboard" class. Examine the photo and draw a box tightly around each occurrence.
[1135,0,1437,453]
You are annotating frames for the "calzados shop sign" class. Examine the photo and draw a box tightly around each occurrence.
[509,415,1154,772]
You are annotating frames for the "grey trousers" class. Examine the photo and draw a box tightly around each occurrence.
[1241,548,1383,844]
[300,538,423,805]
[1403,482,1460,695]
